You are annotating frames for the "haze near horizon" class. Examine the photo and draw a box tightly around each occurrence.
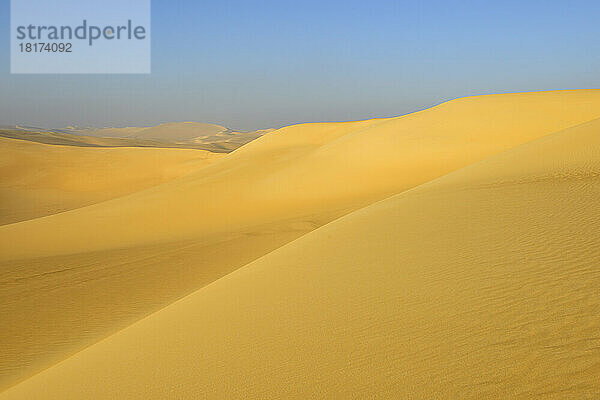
[1,0,600,129]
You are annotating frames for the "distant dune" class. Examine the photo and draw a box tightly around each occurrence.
[1,123,271,153]
[69,122,274,152]
[1,90,599,398]
[72,122,228,141]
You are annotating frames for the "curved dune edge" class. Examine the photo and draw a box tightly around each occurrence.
[0,138,221,225]
[2,90,600,394]
[3,89,600,261]
[2,109,600,398]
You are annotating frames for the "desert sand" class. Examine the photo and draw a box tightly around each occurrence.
[0,137,220,225]
[70,122,229,141]
[1,123,271,153]
[1,90,599,398]
[68,122,275,152]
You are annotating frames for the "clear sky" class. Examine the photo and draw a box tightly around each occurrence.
[1,0,599,130]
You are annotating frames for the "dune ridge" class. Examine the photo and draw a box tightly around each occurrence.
[3,90,600,260]
[0,137,221,225]
[1,89,600,396]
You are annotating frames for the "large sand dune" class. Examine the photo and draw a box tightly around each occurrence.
[1,90,600,397]
[3,90,599,260]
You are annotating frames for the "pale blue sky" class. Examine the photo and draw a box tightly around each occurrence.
[1,0,599,130]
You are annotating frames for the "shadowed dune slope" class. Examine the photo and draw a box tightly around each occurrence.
[3,114,599,399]
[0,137,221,225]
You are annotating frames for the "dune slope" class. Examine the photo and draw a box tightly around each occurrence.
[3,114,599,399]
[1,90,600,393]
[2,90,600,260]
[0,137,220,225]
[1,127,266,153]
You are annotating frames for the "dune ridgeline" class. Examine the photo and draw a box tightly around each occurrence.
[1,90,599,398]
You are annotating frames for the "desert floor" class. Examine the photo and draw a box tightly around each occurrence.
[1,89,599,398]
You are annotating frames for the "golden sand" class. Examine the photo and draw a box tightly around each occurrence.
[0,137,220,225]
[1,90,599,398]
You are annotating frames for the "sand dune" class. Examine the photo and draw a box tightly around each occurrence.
[71,122,228,141]
[1,125,268,153]
[3,107,598,399]
[1,90,600,396]
[63,122,273,152]
[3,90,599,260]
[189,128,276,152]
[0,137,220,225]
